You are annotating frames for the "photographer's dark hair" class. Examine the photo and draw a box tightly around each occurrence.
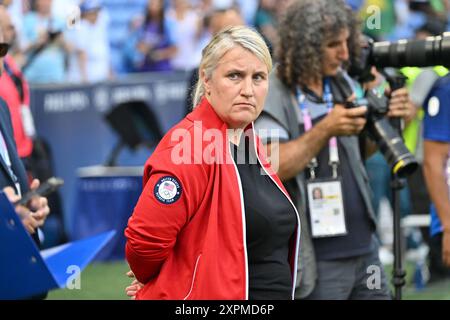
[276,0,362,93]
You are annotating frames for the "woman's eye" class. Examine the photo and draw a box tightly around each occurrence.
[228,73,239,80]
[253,74,266,81]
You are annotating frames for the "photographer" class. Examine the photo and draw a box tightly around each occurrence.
[255,0,413,299]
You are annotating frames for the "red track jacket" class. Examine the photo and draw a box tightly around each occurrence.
[0,55,33,158]
[125,98,300,299]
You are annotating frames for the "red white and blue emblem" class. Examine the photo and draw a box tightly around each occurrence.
[154,176,182,204]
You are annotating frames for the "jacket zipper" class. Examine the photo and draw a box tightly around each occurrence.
[228,142,249,300]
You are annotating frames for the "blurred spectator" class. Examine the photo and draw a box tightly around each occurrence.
[52,0,79,18]
[19,0,71,83]
[208,5,244,33]
[0,4,66,248]
[234,0,258,26]
[197,0,213,12]
[345,0,365,11]
[191,1,241,65]
[254,0,278,53]
[123,0,177,73]
[67,0,112,83]
[254,0,293,56]
[0,5,35,160]
[166,0,202,71]
[4,0,26,59]
[185,6,244,113]
[410,0,449,21]
[0,22,50,246]
[387,0,448,41]
[99,0,147,74]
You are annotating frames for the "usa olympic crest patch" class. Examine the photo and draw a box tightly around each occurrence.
[154,176,182,204]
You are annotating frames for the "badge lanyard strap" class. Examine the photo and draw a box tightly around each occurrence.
[0,132,20,195]
[297,78,340,179]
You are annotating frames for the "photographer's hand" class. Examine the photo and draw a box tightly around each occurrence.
[271,96,367,182]
[320,104,367,137]
[387,88,415,123]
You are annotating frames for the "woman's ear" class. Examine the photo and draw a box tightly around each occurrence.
[201,69,211,96]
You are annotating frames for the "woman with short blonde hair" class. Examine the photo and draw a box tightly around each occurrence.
[125,26,300,300]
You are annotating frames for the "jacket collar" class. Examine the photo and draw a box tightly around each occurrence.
[186,97,228,131]
[186,97,259,161]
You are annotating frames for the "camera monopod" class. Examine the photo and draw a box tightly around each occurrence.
[383,69,414,300]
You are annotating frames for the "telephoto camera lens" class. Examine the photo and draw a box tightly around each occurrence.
[367,117,418,177]
[370,32,450,68]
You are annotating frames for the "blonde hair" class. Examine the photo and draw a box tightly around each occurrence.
[192,26,272,108]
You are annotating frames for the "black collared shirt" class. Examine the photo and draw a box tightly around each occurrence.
[231,136,296,300]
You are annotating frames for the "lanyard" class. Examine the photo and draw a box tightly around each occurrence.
[0,131,12,168]
[0,131,20,195]
[296,78,339,179]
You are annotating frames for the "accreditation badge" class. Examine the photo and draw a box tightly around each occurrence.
[306,178,347,238]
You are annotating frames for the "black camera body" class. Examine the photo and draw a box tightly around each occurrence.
[337,32,450,177]
[346,89,389,119]
[330,72,417,177]
[330,71,388,119]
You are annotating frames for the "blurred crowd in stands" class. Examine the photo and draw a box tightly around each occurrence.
[1,0,447,85]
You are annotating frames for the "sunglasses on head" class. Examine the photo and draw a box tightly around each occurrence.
[0,43,10,58]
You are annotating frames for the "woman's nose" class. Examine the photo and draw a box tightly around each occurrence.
[240,77,253,97]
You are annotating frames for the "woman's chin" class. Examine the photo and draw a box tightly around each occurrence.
[228,116,256,129]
